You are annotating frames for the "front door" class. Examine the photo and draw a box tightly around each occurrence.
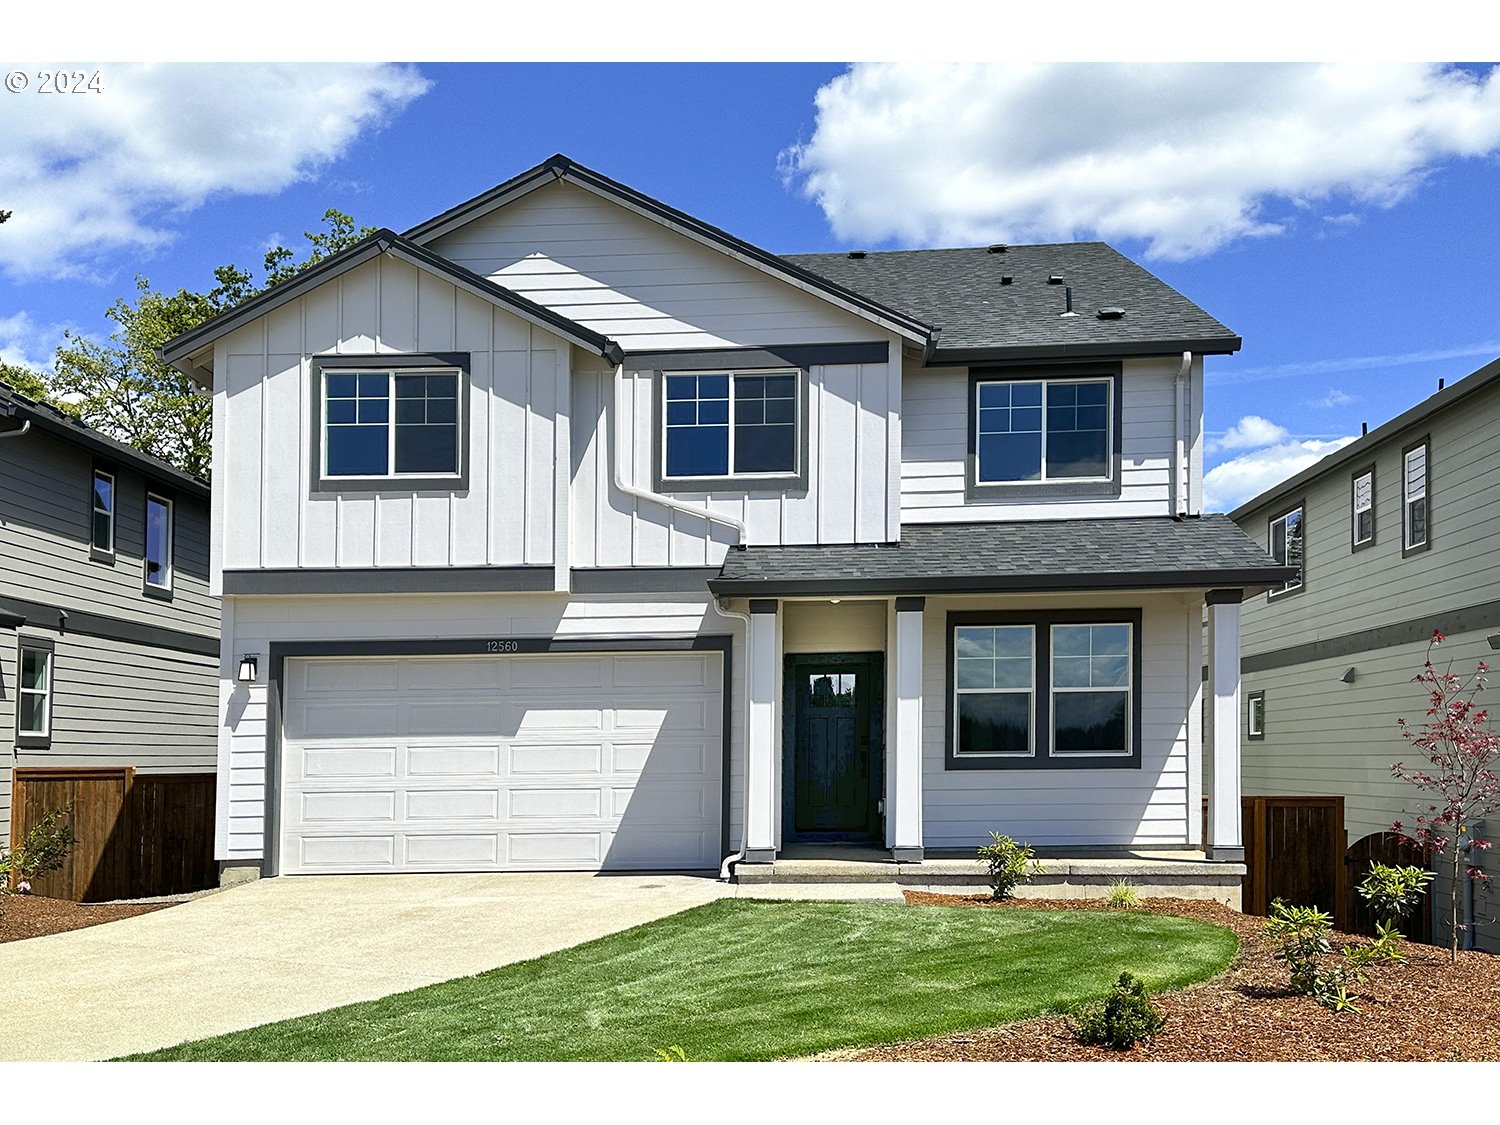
[784,653,884,842]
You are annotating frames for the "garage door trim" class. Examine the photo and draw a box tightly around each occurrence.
[262,634,733,877]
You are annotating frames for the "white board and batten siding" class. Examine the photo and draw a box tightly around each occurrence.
[901,354,1205,522]
[921,593,1203,849]
[212,254,570,580]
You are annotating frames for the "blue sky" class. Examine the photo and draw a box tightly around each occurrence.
[4,60,1500,510]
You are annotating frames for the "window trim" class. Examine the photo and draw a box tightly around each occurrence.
[1402,436,1431,556]
[1267,501,1306,601]
[1350,464,1376,552]
[15,634,55,749]
[143,491,174,599]
[966,364,1124,501]
[90,464,117,564]
[945,608,1142,771]
[309,353,472,494]
[1247,689,1266,741]
[951,623,1038,761]
[651,367,811,494]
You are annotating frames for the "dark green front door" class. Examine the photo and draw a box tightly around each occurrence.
[785,653,884,841]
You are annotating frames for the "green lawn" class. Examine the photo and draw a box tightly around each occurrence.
[130,899,1236,1061]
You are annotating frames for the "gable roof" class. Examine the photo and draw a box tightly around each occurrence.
[0,379,210,500]
[1229,353,1500,522]
[402,154,935,348]
[159,228,625,385]
[783,244,1241,363]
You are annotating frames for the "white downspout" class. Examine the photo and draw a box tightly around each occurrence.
[1174,351,1191,517]
[0,420,31,440]
[613,364,747,540]
[715,600,753,881]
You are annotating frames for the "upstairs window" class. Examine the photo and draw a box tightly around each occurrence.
[1351,468,1374,549]
[1268,504,1304,598]
[1403,441,1429,552]
[968,368,1121,500]
[324,371,461,480]
[661,371,800,484]
[91,468,115,558]
[144,493,174,595]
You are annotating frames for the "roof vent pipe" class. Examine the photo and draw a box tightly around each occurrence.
[1438,377,1446,390]
[1362,422,1369,436]
[1060,287,1077,317]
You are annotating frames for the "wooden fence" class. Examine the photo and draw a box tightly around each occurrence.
[1345,831,1433,943]
[10,767,217,902]
[1238,795,1347,930]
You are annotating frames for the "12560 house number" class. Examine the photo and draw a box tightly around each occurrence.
[486,640,520,653]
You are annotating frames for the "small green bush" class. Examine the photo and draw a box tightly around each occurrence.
[1357,863,1433,934]
[976,833,1040,900]
[1107,878,1140,909]
[0,807,75,900]
[1264,899,1365,1012]
[1070,972,1166,1049]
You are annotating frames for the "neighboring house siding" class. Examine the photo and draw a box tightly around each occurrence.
[429,180,879,350]
[900,354,1204,522]
[920,592,1200,848]
[213,254,573,576]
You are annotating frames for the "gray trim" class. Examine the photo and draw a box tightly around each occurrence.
[1265,500,1305,602]
[1230,354,1500,522]
[945,608,1144,772]
[310,357,473,495]
[1242,597,1500,674]
[965,364,1124,502]
[749,599,780,615]
[895,596,926,613]
[651,368,811,496]
[570,567,718,594]
[890,846,925,862]
[0,594,217,656]
[1205,588,1244,606]
[710,569,1294,598]
[622,342,889,370]
[1246,689,1266,741]
[926,338,1241,365]
[1401,434,1432,557]
[263,634,735,877]
[222,567,555,596]
[742,849,777,864]
[1350,462,1377,552]
[14,632,56,750]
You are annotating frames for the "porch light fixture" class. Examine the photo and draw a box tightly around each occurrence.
[1488,633,1500,651]
[1341,667,1357,684]
[237,654,259,684]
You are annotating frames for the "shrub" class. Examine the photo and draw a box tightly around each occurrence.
[976,833,1040,900]
[1357,863,1433,935]
[1107,878,1140,909]
[1070,972,1166,1049]
[0,808,75,898]
[1263,899,1364,1012]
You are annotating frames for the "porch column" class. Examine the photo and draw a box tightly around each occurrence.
[890,597,925,861]
[744,599,779,863]
[1206,590,1245,862]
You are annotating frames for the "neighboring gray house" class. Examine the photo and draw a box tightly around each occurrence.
[0,380,219,894]
[159,154,1290,888]
[1232,355,1500,951]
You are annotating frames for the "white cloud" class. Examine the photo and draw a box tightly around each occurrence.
[1207,415,1291,454]
[1204,436,1357,512]
[782,63,1500,259]
[1310,388,1357,407]
[0,63,428,278]
[0,311,70,372]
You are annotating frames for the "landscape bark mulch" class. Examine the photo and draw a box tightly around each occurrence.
[842,892,1500,1062]
[0,894,171,944]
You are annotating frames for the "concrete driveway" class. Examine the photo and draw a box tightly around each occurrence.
[0,872,729,1062]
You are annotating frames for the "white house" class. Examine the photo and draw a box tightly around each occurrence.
[161,155,1291,883]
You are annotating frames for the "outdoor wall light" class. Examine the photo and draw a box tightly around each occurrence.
[1341,667,1358,684]
[1489,633,1500,651]
[237,654,259,684]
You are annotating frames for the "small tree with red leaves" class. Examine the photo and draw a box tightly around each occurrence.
[1391,630,1500,961]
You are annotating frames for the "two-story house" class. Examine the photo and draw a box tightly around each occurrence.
[1,380,219,899]
[1231,355,1500,950]
[159,154,1290,886]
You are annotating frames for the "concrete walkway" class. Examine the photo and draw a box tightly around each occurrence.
[0,873,906,1061]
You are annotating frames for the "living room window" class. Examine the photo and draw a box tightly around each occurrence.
[968,366,1121,500]
[1268,504,1304,599]
[947,610,1141,770]
[659,371,801,487]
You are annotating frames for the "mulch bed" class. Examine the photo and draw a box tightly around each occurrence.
[0,895,172,944]
[841,892,1500,1062]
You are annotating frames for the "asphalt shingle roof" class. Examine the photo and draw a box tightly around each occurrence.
[709,516,1290,596]
[782,244,1240,359]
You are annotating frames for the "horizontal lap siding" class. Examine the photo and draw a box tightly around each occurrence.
[218,255,566,573]
[900,356,1180,522]
[220,593,746,861]
[921,594,1196,848]
[429,181,876,350]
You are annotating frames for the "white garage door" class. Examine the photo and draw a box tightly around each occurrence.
[279,651,723,874]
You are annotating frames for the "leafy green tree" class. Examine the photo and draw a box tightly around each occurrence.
[0,210,11,224]
[37,209,372,478]
[0,362,49,401]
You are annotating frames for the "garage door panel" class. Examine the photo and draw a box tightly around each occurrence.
[281,652,722,874]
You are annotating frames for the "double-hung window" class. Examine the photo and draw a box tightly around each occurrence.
[970,369,1119,497]
[91,468,115,559]
[314,355,469,492]
[1403,441,1429,552]
[659,371,801,487]
[1268,504,1304,598]
[144,493,173,595]
[949,611,1140,769]
[17,637,54,746]
[1351,467,1374,550]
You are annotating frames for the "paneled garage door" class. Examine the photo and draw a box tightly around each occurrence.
[279,652,723,874]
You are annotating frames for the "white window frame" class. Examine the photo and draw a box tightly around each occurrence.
[660,369,802,483]
[91,468,116,557]
[144,492,174,593]
[1268,504,1305,599]
[1048,622,1134,758]
[17,639,53,741]
[973,376,1115,486]
[1351,468,1374,549]
[321,368,464,482]
[1403,442,1429,552]
[952,624,1037,759]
